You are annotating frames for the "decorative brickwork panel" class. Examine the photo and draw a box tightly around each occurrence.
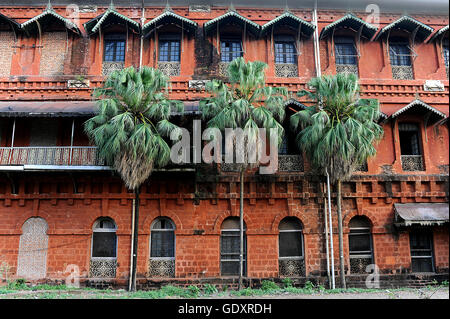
[218,62,230,77]
[279,258,305,277]
[148,259,175,277]
[279,155,304,172]
[102,61,124,76]
[0,31,14,76]
[17,218,48,280]
[275,64,298,78]
[401,155,424,171]
[157,62,181,77]
[40,32,66,76]
[336,64,358,76]
[89,259,117,278]
[350,257,372,274]
[392,65,414,80]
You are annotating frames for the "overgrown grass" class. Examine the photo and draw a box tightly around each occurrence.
[0,279,448,299]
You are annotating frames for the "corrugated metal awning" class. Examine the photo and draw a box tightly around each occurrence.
[394,203,449,226]
[0,101,200,117]
[0,101,96,117]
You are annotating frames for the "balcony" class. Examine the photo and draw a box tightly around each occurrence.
[0,146,105,170]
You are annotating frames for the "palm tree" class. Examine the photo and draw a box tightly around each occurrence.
[84,66,183,291]
[290,73,383,288]
[200,57,288,289]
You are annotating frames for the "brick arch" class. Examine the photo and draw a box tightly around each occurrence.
[141,210,183,233]
[88,211,123,232]
[343,210,376,233]
[212,210,255,234]
[270,211,309,233]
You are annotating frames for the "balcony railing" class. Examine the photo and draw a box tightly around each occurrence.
[401,155,424,171]
[0,146,104,166]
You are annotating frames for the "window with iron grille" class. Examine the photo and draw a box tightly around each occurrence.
[220,217,246,276]
[399,123,421,156]
[278,134,289,155]
[91,218,117,258]
[389,39,412,66]
[410,231,434,273]
[335,37,358,65]
[278,217,304,276]
[221,37,243,62]
[275,36,296,64]
[443,38,449,67]
[159,34,181,62]
[150,218,175,258]
[104,34,126,62]
[348,216,373,273]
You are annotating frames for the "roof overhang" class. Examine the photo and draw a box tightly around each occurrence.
[260,11,315,39]
[0,100,199,117]
[21,4,80,35]
[84,8,140,35]
[284,98,308,112]
[394,203,449,227]
[0,101,96,117]
[204,9,261,36]
[375,16,434,42]
[320,13,378,40]
[0,12,21,32]
[428,25,449,42]
[143,9,198,37]
[390,99,447,123]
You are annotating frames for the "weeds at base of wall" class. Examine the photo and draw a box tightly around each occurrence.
[1,279,448,299]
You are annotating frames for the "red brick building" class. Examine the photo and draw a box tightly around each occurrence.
[0,1,448,289]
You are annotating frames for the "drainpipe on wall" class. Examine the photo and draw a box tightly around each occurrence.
[139,0,145,70]
[313,0,335,290]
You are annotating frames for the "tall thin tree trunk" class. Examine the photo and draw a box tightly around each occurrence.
[130,187,140,292]
[238,169,244,290]
[336,180,346,289]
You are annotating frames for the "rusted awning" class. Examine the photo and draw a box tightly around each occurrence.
[0,101,96,117]
[0,101,199,117]
[394,203,449,226]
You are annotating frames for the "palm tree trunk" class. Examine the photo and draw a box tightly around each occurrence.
[336,180,346,289]
[130,187,140,291]
[238,169,244,290]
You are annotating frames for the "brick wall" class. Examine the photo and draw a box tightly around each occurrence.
[0,31,14,76]
[39,32,66,76]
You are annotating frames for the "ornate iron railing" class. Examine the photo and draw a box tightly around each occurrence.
[0,146,103,166]
[392,65,414,80]
[349,256,373,274]
[102,61,125,76]
[220,155,304,173]
[157,62,181,77]
[279,258,305,277]
[401,155,424,171]
[336,64,359,76]
[148,259,175,277]
[89,258,117,278]
[218,62,230,77]
[275,64,298,78]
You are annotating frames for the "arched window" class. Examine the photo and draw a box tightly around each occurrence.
[149,217,176,277]
[220,217,246,276]
[348,216,373,274]
[17,217,49,279]
[90,217,117,278]
[278,217,305,276]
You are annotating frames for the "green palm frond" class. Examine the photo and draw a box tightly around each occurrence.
[291,73,384,182]
[200,57,289,164]
[85,66,184,190]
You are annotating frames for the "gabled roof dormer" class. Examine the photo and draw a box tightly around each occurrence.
[320,13,378,40]
[21,2,80,34]
[83,3,140,35]
[261,11,315,39]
